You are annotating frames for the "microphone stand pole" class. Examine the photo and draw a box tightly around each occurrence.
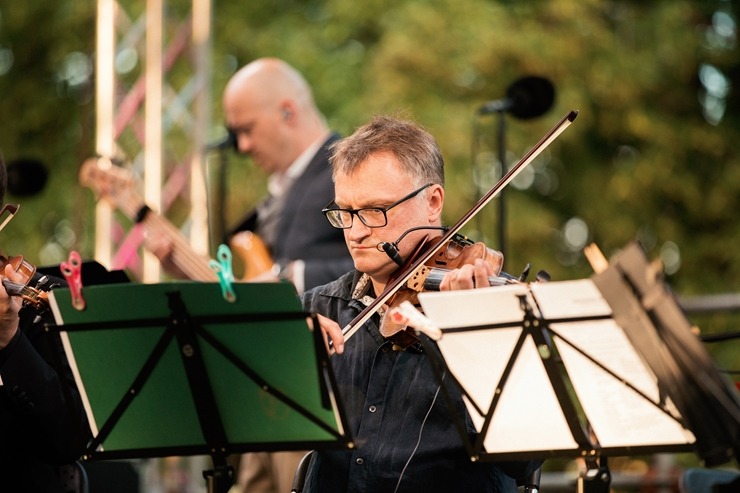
[208,148,229,253]
[497,110,507,257]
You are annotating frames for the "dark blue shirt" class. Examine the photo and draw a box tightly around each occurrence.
[301,271,539,493]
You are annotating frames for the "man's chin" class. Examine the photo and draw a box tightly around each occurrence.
[354,260,398,280]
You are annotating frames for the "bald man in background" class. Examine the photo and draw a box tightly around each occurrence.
[151,58,352,493]
[152,57,352,292]
[221,59,352,493]
[222,57,353,293]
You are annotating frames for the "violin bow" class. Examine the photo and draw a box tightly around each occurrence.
[340,109,579,344]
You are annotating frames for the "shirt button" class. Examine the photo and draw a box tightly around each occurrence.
[368,405,377,413]
[356,457,364,465]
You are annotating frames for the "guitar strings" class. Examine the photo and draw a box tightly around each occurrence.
[142,213,216,281]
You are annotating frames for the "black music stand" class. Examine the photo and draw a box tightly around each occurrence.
[416,242,740,493]
[47,281,353,493]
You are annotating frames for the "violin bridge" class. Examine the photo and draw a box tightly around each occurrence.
[406,266,432,292]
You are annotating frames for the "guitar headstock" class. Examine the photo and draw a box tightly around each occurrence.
[79,157,141,217]
[77,156,218,281]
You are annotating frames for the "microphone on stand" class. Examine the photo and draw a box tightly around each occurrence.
[477,76,555,119]
[204,130,237,254]
[474,76,555,257]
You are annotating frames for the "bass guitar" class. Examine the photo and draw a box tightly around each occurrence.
[80,157,274,281]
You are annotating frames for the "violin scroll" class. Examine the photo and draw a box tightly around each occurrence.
[0,252,51,310]
[2,278,49,309]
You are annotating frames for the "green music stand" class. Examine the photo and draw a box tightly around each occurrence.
[48,281,353,493]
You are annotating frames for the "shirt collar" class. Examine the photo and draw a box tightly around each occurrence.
[267,132,332,198]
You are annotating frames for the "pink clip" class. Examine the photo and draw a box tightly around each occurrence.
[60,251,85,311]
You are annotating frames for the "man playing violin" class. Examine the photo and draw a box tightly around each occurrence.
[302,115,541,492]
[0,155,90,492]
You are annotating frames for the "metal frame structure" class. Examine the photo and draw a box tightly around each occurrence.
[94,0,212,283]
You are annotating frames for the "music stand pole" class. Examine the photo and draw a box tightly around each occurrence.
[577,457,611,493]
[167,291,235,493]
[203,454,234,493]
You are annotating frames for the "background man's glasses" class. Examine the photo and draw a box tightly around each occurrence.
[322,183,432,229]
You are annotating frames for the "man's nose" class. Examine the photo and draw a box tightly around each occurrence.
[347,217,372,240]
[236,134,252,154]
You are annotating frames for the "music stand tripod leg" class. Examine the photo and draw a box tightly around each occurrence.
[576,457,611,493]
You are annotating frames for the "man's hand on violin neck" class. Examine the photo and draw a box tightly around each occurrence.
[438,258,495,291]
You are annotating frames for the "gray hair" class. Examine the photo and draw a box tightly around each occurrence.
[330,115,444,187]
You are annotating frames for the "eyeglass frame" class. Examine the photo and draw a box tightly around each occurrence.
[322,183,434,229]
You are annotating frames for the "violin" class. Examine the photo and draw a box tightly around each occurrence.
[0,253,50,309]
[379,234,517,348]
[337,110,578,350]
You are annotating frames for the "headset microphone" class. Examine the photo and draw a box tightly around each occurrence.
[377,242,405,267]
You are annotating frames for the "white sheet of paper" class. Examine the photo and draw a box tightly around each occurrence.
[530,279,612,319]
[418,284,529,329]
[553,320,695,447]
[438,329,580,452]
[421,285,579,452]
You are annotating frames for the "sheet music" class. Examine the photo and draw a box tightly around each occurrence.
[420,286,579,452]
[418,284,529,329]
[418,279,695,458]
[445,330,580,453]
[530,279,612,319]
[553,319,695,447]
[532,279,693,446]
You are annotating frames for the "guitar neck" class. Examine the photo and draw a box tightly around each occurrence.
[138,209,217,282]
[80,158,217,282]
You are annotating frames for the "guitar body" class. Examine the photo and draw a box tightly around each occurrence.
[229,231,274,281]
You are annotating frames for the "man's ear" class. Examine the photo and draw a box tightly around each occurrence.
[427,184,444,223]
[279,100,297,122]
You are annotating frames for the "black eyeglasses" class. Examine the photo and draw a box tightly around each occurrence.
[322,183,433,229]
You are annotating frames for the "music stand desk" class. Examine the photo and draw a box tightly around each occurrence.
[48,281,352,492]
[417,243,739,490]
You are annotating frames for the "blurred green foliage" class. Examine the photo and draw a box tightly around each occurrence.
[0,2,737,485]
[0,0,737,381]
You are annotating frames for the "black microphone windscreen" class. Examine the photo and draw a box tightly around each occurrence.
[506,76,555,119]
[380,242,405,267]
[6,158,48,196]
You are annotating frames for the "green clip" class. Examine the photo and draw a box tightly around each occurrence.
[209,244,237,302]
